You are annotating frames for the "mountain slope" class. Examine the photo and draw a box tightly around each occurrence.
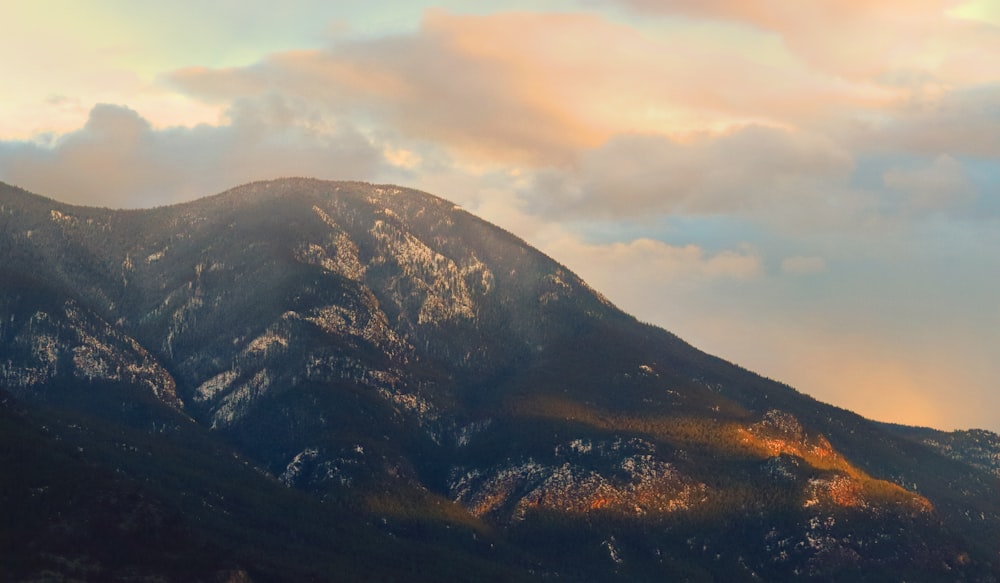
[2,178,998,581]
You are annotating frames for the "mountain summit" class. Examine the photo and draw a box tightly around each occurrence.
[2,178,998,581]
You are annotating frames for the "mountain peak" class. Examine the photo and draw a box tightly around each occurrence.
[2,178,999,581]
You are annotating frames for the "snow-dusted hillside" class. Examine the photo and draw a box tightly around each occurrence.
[2,178,999,582]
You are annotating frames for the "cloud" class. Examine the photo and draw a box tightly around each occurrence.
[162,9,892,169]
[543,235,761,289]
[148,8,997,237]
[145,8,994,232]
[0,101,384,207]
[605,0,1000,87]
[165,11,609,166]
[851,85,1000,158]
[525,125,853,220]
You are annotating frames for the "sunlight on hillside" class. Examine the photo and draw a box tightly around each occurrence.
[515,395,934,513]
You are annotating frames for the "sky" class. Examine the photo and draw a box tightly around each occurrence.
[2,0,998,431]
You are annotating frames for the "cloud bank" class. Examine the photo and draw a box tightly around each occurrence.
[0,101,382,208]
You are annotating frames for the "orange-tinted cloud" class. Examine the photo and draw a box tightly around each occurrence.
[168,11,609,166]
[610,0,1000,87]
[164,9,897,168]
[163,5,1000,194]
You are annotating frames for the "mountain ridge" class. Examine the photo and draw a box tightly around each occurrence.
[2,177,999,581]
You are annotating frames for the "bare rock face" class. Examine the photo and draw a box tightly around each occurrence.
[2,178,999,582]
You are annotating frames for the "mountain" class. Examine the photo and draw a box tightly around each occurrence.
[2,177,999,582]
